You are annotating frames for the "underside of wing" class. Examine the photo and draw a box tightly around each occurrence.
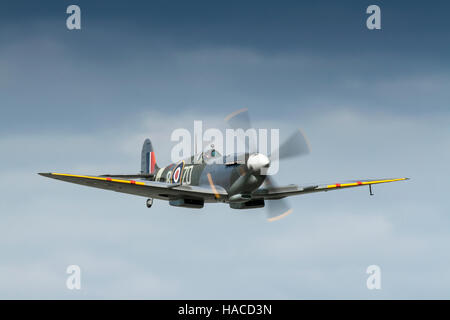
[99,173,154,180]
[39,173,227,202]
[252,177,409,200]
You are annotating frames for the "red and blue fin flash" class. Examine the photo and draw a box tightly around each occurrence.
[141,139,158,174]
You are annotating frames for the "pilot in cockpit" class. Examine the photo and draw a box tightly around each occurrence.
[202,144,221,162]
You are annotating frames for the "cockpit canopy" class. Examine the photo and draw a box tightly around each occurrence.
[185,148,246,165]
[203,148,222,161]
[193,148,222,164]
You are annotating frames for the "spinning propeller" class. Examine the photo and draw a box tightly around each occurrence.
[225,108,311,221]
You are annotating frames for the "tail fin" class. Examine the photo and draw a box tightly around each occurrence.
[141,139,158,174]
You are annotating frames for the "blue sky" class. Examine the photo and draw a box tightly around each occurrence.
[0,0,449,298]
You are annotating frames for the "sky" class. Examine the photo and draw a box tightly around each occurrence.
[0,0,449,299]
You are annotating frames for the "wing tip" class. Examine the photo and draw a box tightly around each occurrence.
[38,172,53,177]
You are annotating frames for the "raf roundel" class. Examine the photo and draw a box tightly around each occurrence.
[173,167,181,182]
[171,161,184,184]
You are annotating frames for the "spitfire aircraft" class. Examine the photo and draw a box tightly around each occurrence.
[39,109,409,221]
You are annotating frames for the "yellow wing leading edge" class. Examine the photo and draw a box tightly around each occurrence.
[325,177,409,189]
